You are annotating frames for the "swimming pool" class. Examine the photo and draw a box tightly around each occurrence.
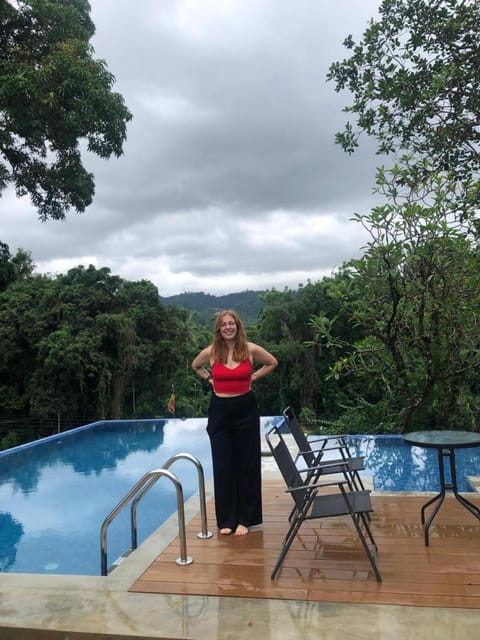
[347,434,480,492]
[0,416,282,576]
[0,418,211,575]
[2,424,479,576]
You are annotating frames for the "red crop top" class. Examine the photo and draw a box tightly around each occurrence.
[211,359,253,395]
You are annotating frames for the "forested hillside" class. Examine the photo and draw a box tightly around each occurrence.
[162,290,266,325]
[2,231,480,451]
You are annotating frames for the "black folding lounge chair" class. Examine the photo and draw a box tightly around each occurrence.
[283,406,367,493]
[266,425,382,582]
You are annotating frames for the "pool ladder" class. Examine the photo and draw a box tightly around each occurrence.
[100,452,213,576]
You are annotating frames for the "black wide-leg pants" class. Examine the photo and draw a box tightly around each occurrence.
[207,391,262,530]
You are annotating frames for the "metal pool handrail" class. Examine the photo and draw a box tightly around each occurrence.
[130,452,213,550]
[99,454,212,576]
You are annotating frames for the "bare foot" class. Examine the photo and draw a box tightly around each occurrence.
[234,524,249,536]
[220,528,233,535]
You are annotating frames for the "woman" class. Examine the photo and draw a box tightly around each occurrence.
[192,309,278,536]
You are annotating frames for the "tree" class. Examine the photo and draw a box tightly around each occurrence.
[0,241,15,290]
[0,240,34,290]
[0,262,199,422]
[323,0,480,432]
[257,282,357,417]
[327,0,480,213]
[315,166,480,433]
[0,274,55,413]
[0,0,132,220]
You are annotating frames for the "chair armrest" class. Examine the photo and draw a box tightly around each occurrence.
[297,459,351,474]
[286,479,348,493]
[297,444,351,456]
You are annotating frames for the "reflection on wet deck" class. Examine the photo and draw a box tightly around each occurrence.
[131,480,480,608]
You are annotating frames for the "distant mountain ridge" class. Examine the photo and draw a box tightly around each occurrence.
[162,290,266,324]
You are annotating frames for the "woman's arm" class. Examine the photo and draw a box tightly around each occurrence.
[248,342,278,381]
[191,346,213,382]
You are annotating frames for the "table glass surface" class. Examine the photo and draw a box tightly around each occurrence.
[402,430,480,449]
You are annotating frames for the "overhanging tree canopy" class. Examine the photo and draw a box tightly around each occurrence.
[0,0,132,220]
[327,0,480,189]
[324,0,480,431]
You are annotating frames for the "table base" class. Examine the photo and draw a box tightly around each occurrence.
[421,447,480,545]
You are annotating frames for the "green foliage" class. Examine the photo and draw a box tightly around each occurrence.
[0,254,295,427]
[299,406,317,429]
[320,398,399,435]
[0,258,193,422]
[328,0,480,214]
[0,0,132,220]
[0,242,16,291]
[0,241,34,291]
[1,430,20,449]
[315,165,480,432]
[328,0,480,171]
[163,290,266,325]
[322,0,480,433]
[254,281,361,418]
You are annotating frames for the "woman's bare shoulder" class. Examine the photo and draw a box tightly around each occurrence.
[247,341,268,356]
[247,341,277,365]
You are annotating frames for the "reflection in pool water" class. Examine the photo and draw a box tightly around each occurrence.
[0,417,279,576]
[2,425,478,575]
[347,435,480,493]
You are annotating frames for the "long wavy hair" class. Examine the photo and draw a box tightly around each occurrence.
[211,309,250,364]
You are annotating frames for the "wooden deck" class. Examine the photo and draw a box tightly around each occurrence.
[130,480,480,608]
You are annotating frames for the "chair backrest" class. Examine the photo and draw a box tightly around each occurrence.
[266,426,310,512]
[283,406,316,467]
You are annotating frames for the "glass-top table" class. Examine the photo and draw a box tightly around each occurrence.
[402,430,480,545]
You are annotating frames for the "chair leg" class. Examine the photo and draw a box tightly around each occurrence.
[271,515,304,580]
[351,512,382,582]
[353,470,367,493]
[272,491,317,580]
[359,511,377,548]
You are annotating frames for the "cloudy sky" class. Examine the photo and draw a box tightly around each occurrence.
[2,0,383,297]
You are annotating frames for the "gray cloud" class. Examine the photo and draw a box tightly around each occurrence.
[1,0,381,296]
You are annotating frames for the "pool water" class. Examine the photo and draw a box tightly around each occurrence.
[0,416,281,576]
[2,424,479,576]
[347,434,480,492]
[0,418,214,576]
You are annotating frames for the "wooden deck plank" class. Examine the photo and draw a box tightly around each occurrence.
[129,479,480,608]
